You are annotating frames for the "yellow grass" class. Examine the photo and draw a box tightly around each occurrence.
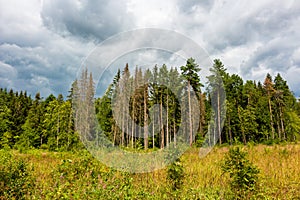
[11,143,300,199]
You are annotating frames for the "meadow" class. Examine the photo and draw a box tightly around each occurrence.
[1,143,300,199]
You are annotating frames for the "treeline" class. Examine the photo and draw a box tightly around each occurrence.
[96,60,204,149]
[0,88,81,151]
[0,58,300,151]
[96,59,300,149]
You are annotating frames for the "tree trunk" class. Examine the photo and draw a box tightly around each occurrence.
[217,89,222,145]
[277,117,281,140]
[57,115,60,149]
[279,104,285,140]
[268,97,275,140]
[152,109,155,149]
[166,93,169,147]
[228,115,232,145]
[238,107,246,145]
[131,98,135,148]
[160,98,164,149]
[188,81,193,146]
[173,119,176,146]
[144,84,148,150]
[113,124,116,146]
[198,93,205,137]
[121,105,125,146]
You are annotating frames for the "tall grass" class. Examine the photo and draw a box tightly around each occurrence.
[1,143,299,199]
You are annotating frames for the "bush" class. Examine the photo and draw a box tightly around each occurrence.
[167,158,184,191]
[47,153,134,199]
[221,147,260,198]
[0,150,35,199]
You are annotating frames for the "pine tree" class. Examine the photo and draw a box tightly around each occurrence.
[0,98,13,148]
[20,92,44,148]
[180,58,202,146]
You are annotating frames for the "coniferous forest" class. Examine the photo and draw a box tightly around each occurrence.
[1,58,300,199]
[1,59,299,150]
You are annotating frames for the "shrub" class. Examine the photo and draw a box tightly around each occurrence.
[47,153,134,199]
[0,150,35,199]
[167,157,184,191]
[221,147,260,198]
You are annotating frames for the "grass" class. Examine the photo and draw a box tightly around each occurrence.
[2,143,300,199]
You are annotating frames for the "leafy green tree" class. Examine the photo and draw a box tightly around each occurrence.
[43,98,73,151]
[285,111,300,141]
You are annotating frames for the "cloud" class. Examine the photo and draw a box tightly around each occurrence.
[0,61,17,88]
[0,0,299,97]
[0,61,17,78]
[0,0,47,47]
[41,0,134,41]
[285,66,300,97]
[125,0,300,96]
[0,39,95,97]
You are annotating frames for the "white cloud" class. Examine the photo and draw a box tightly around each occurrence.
[0,0,46,46]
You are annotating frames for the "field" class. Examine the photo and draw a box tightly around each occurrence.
[1,143,300,199]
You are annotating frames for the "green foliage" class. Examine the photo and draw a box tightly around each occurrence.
[167,158,184,191]
[0,98,13,149]
[221,147,260,197]
[0,150,35,199]
[285,111,300,141]
[1,59,300,152]
[180,57,203,94]
[45,152,134,199]
[0,145,298,199]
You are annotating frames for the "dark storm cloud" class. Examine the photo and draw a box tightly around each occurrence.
[0,39,92,97]
[41,0,134,41]
[0,0,135,97]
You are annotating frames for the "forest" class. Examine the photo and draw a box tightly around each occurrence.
[1,58,300,199]
[1,58,300,150]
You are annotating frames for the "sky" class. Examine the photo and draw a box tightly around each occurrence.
[0,0,300,98]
